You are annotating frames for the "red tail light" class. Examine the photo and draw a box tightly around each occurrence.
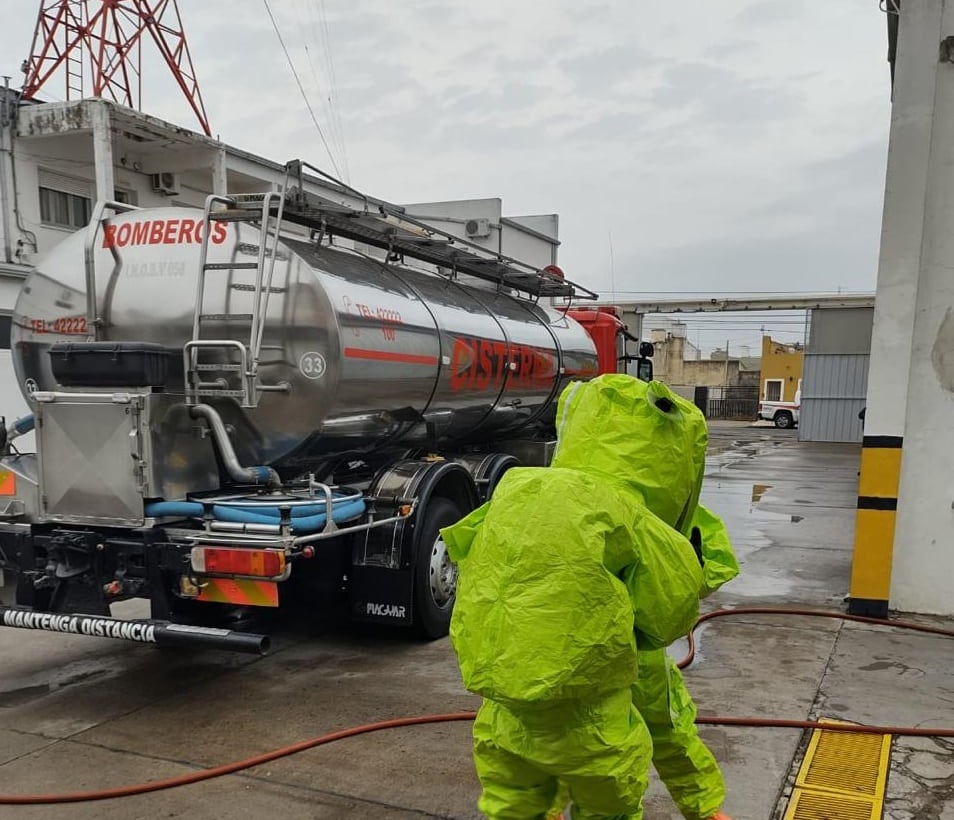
[191,547,285,578]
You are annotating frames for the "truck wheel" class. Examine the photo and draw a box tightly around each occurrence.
[413,497,463,640]
[774,411,794,429]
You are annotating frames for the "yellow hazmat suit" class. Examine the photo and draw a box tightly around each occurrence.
[442,374,717,820]
[554,377,740,820]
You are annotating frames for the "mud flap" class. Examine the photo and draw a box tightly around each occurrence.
[348,565,414,626]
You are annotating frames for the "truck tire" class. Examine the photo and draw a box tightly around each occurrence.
[774,410,794,429]
[413,497,463,640]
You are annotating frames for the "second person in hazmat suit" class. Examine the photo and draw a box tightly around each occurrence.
[552,376,740,820]
[441,374,717,820]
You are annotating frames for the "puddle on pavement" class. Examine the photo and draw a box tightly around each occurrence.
[700,479,807,600]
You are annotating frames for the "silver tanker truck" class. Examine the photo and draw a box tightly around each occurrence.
[0,161,633,652]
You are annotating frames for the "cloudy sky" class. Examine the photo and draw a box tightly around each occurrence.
[1,1,891,351]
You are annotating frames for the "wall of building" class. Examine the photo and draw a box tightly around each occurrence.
[737,369,761,389]
[798,354,868,443]
[9,146,221,272]
[760,336,804,401]
[808,307,874,354]
[651,333,749,388]
[799,307,873,444]
[684,359,745,387]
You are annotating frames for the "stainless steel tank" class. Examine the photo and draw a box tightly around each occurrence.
[11,208,598,480]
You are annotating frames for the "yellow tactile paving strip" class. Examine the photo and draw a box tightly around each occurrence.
[783,720,892,820]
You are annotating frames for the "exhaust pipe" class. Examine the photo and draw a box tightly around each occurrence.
[0,605,270,655]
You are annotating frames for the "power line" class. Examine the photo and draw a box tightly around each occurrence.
[316,0,349,183]
[602,290,871,295]
[648,316,807,321]
[300,6,335,169]
[263,0,342,179]
[297,0,348,182]
[651,323,808,327]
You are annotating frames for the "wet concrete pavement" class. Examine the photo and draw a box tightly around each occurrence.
[1,423,953,818]
[656,422,954,820]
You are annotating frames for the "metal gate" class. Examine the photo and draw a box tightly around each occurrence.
[704,386,759,420]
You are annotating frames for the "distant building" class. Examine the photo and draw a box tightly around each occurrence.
[760,336,804,402]
[651,324,760,389]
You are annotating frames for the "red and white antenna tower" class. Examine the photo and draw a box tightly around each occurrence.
[20,0,211,136]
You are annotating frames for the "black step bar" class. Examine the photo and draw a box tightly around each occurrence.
[0,605,270,655]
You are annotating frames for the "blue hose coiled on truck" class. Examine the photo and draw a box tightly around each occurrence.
[145,501,205,518]
[210,500,367,531]
[144,497,366,534]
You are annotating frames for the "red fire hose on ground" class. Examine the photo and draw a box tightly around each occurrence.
[2,606,954,805]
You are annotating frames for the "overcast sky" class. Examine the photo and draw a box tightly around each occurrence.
[1,1,891,351]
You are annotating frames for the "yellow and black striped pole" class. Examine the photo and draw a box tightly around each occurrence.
[848,436,903,618]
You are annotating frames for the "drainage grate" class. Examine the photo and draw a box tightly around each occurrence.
[783,720,891,820]
[797,724,891,796]
[786,790,881,820]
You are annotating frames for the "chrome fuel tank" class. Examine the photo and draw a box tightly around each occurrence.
[11,208,598,478]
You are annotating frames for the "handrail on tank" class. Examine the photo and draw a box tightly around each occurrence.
[84,199,141,341]
[250,190,286,370]
[193,194,236,344]
[245,193,271,363]
[193,191,286,405]
[183,339,250,405]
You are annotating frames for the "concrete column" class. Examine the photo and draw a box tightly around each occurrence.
[211,146,228,195]
[90,101,114,202]
[889,0,954,614]
[852,0,954,616]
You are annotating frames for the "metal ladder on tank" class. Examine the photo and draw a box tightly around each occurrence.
[184,190,290,408]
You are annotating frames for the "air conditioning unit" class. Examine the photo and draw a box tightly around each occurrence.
[465,218,491,239]
[150,172,180,196]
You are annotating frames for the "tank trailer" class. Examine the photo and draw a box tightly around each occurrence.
[0,161,651,652]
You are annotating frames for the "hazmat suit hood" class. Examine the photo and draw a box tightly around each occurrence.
[551,375,709,536]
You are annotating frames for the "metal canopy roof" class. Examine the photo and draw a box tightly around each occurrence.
[607,294,875,314]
